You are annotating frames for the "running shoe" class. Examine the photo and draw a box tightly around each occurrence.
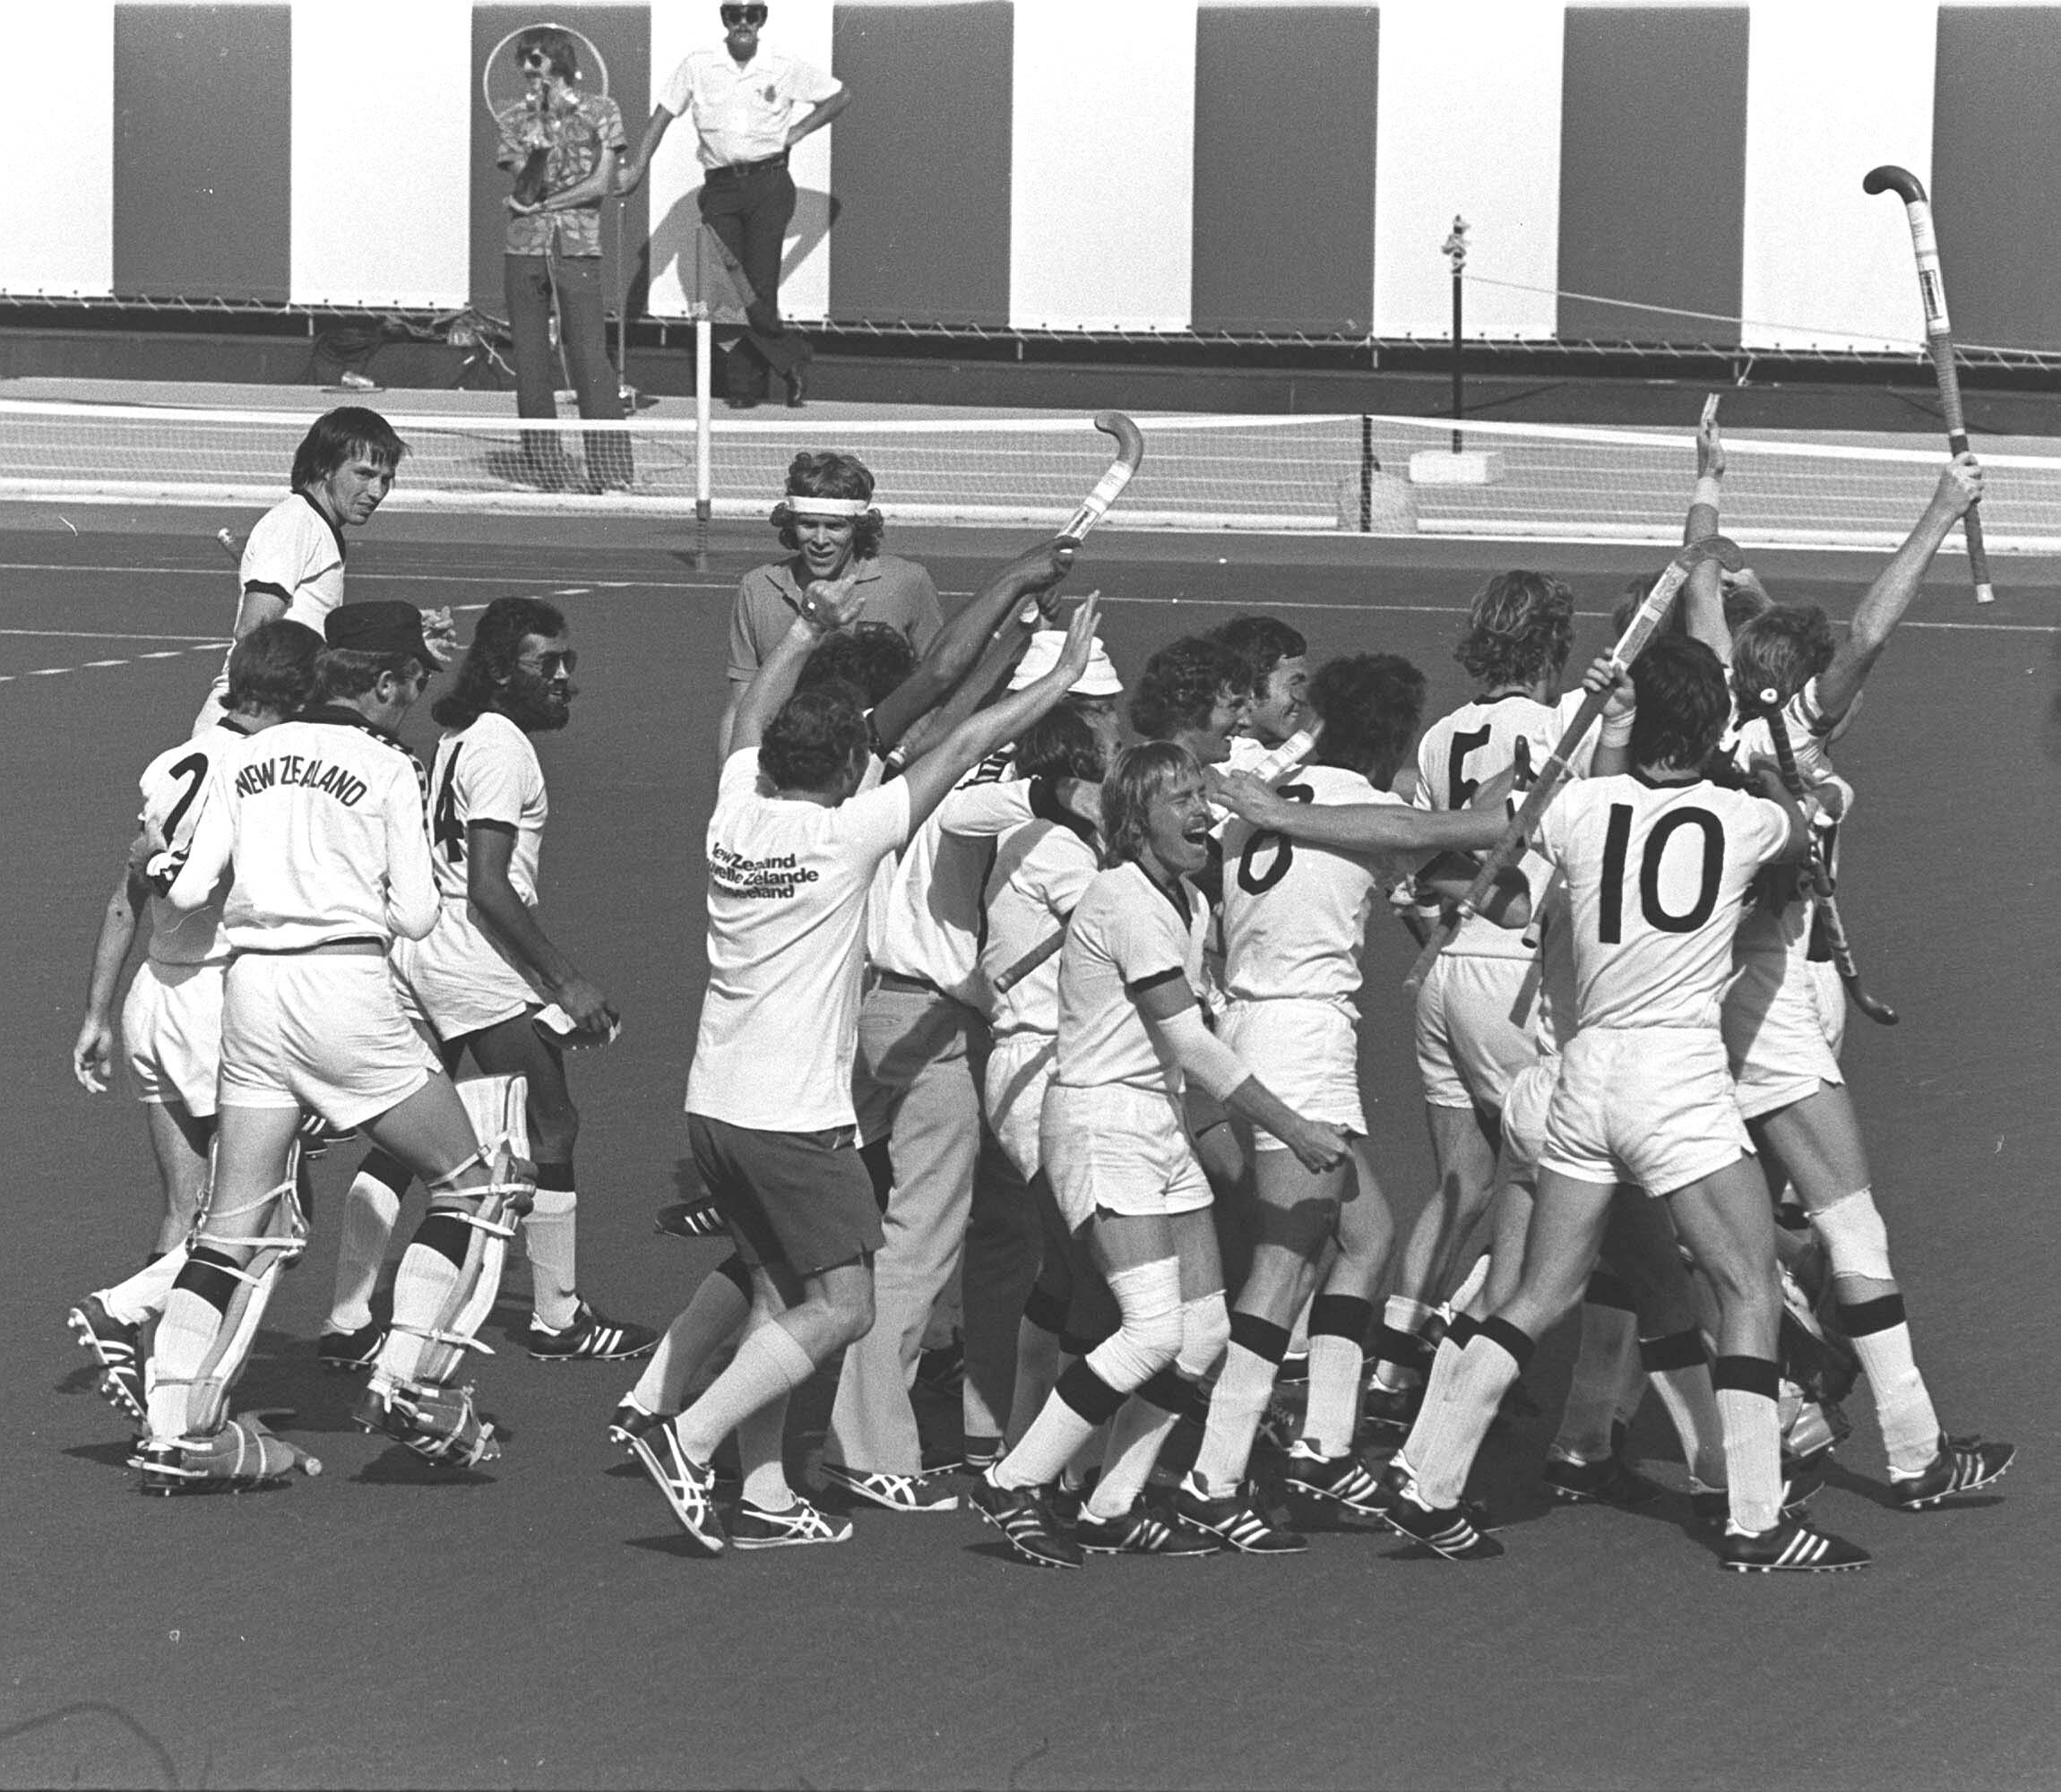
[625,1416,725,1553]
[819,1461,961,1512]
[731,1496,853,1550]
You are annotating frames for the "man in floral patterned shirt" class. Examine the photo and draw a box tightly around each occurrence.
[496,26,633,490]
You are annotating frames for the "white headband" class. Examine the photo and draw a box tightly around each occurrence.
[781,496,872,519]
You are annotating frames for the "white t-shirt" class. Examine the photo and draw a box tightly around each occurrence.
[1053,862,1209,1094]
[1415,690,1592,960]
[1534,773,1793,1033]
[199,493,345,727]
[427,711,548,907]
[1220,763,1421,1004]
[163,707,438,952]
[686,747,913,1132]
[138,719,254,968]
[1519,864,1582,1057]
[979,814,1099,1037]
[658,47,840,168]
[1723,676,1855,970]
[875,762,1034,1002]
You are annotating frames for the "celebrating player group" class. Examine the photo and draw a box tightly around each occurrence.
[65,398,2012,1575]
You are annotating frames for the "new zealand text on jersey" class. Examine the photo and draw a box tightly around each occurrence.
[235,754,370,807]
[710,844,821,900]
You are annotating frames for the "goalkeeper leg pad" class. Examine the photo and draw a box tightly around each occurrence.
[133,1413,322,1495]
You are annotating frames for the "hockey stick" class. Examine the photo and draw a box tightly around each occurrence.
[1058,412,1146,544]
[1863,164,1995,605]
[1753,691,1898,1027]
[1401,533,1743,993]
[216,527,243,562]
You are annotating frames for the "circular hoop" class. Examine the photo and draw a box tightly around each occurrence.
[482,21,610,115]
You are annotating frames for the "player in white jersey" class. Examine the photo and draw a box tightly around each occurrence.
[320,599,656,1372]
[1699,452,2012,1510]
[1384,635,1873,1572]
[138,603,536,1491]
[1183,653,1529,1535]
[973,702,1117,1452]
[968,742,1356,1568]
[66,623,321,1419]
[1212,614,1313,773]
[1368,572,1593,1427]
[625,587,1099,1555]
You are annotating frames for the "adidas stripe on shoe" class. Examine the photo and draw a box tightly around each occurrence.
[1171,1475,1309,1554]
[1891,1435,2015,1511]
[967,1473,1082,1569]
[527,1300,660,1363]
[1283,1443,1390,1516]
[1720,1518,1870,1573]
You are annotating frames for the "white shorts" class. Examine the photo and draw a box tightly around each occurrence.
[1415,952,1539,1113]
[392,904,541,1042]
[122,958,226,1115]
[986,1031,1056,1183]
[1497,1052,1560,1182]
[1041,1081,1212,1232]
[1219,996,1366,1150]
[1723,953,1846,1123]
[1540,1026,1752,1198]
[219,951,440,1132]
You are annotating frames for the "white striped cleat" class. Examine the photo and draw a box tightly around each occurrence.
[1720,1518,1870,1573]
[1891,1435,2015,1511]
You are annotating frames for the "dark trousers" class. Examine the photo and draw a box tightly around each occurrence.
[503,253,632,487]
[699,164,808,391]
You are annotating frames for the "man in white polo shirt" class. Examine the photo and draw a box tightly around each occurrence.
[625,3,850,406]
[630,589,1099,1555]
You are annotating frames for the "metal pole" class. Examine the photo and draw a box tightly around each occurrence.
[1443,216,1470,452]
[1358,415,1374,532]
[693,225,713,571]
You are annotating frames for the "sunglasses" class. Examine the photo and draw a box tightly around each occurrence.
[720,5,768,26]
[520,650,579,679]
[520,49,553,70]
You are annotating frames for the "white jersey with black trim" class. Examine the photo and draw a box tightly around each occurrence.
[687,746,914,1132]
[979,814,1099,1036]
[1415,690,1591,959]
[427,711,548,905]
[161,706,438,952]
[137,720,255,968]
[1722,675,1856,969]
[198,493,345,728]
[873,754,1034,1003]
[1053,861,1210,1094]
[1220,763,1420,1004]
[1534,772,1793,1032]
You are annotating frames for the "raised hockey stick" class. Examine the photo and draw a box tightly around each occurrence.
[1401,533,1744,993]
[1059,412,1146,544]
[1753,690,1898,1027]
[1863,164,1995,605]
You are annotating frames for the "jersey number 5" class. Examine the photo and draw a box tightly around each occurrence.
[433,745,465,865]
[1597,804,1723,943]
[1236,784,1314,896]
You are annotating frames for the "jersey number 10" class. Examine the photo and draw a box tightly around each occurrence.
[1597,803,1723,943]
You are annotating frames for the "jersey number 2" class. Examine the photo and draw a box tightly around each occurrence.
[1597,803,1723,943]
[1236,784,1314,895]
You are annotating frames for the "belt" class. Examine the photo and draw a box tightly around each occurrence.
[875,969,949,1000]
[706,152,789,181]
[233,936,384,959]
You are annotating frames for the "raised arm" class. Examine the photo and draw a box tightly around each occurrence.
[729,577,867,755]
[895,596,1101,829]
[870,538,1074,753]
[1680,397,1731,661]
[1815,454,1984,721]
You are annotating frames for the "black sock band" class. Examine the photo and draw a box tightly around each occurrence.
[1478,1314,1535,1368]
[1444,1312,1481,1350]
[1023,1288,1068,1334]
[536,1160,575,1193]
[1585,1270,1637,1312]
[175,1247,240,1314]
[1836,1293,1907,1337]
[1136,1367,1194,1416]
[415,1210,474,1268]
[355,1151,413,1201]
[1712,1355,1781,1400]
[1056,1358,1128,1425]
[1640,1328,1706,1373]
[1309,1295,1374,1342]
[1229,1312,1291,1363]
[714,1254,752,1300]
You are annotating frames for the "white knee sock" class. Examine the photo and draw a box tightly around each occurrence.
[1374,1296,1432,1390]
[1007,1318,1064,1450]
[327,1171,403,1331]
[1552,1289,1639,1463]
[1715,1376,1783,1534]
[99,1247,187,1327]
[1840,1294,1941,1476]
[737,1391,795,1511]
[996,1384,1101,1491]
[1406,1323,1526,1510]
[1191,1332,1284,1498]
[374,1239,463,1388]
[522,1181,579,1331]
[634,1267,750,1414]
[1084,1393,1183,1521]
[145,1286,223,1440]
[674,1322,815,1465]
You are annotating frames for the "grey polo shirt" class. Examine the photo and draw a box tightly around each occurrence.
[726,554,944,685]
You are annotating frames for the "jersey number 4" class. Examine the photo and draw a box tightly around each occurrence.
[1236,784,1314,895]
[1597,803,1723,943]
[433,745,465,865]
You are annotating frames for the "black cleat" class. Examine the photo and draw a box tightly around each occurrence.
[1542,1452,1660,1509]
[1720,1518,1870,1573]
[1283,1443,1391,1516]
[1171,1476,1309,1554]
[316,1320,385,1372]
[1361,1380,1423,1435]
[1377,1465,1505,1561]
[1891,1435,2015,1511]
[653,1200,726,1240]
[967,1474,1082,1569]
[1074,1503,1220,1556]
